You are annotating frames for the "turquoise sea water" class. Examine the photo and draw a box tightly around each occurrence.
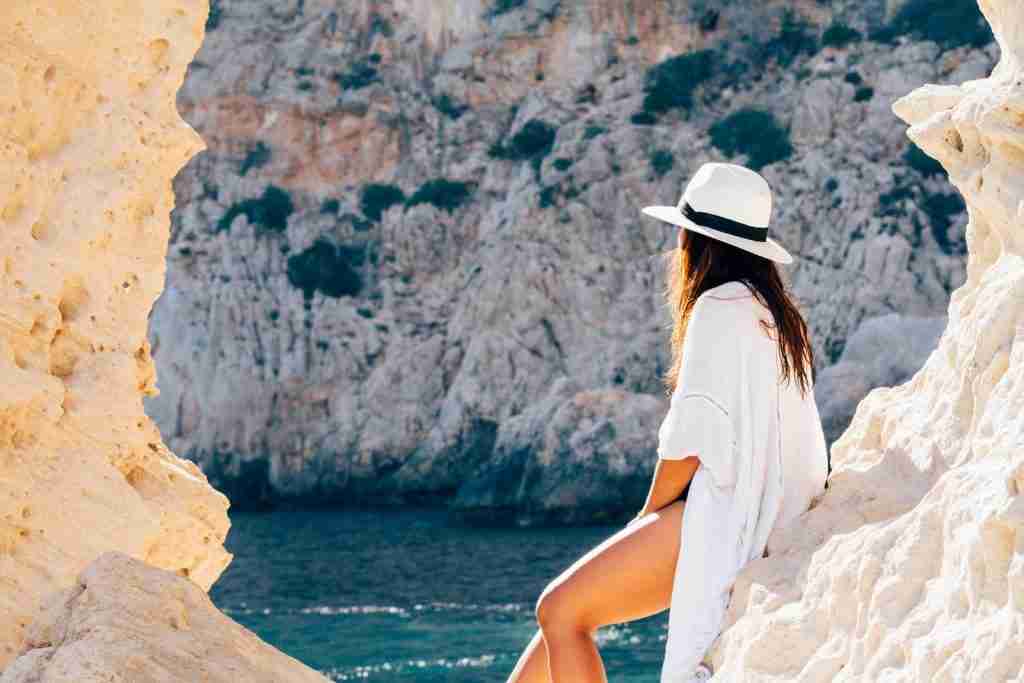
[211,507,670,681]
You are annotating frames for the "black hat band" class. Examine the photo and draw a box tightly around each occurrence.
[681,202,769,243]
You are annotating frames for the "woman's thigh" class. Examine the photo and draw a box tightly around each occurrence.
[536,499,685,632]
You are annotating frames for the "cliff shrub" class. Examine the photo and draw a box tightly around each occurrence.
[489,0,527,17]
[922,193,966,253]
[217,185,294,234]
[335,59,378,90]
[583,125,607,140]
[873,0,992,48]
[821,22,862,48]
[904,142,946,178]
[370,14,393,38]
[360,183,406,222]
[206,0,222,30]
[854,87,874,102]
[539,185,559,209]
[709,108,793,170]
[630,112,657,126]
[240,141,271,176]
[553,158,573,171]
[320,198,340,215]
[434,93,468,120]
[698,9,720,33]
[650,149,674,177]
[489,119,558,172]
[879,184,915,215]
[506,120,557,159]
[640,50,715,117]
[287,239,364,299]
[756,10,818,67]
[406,179,473,213]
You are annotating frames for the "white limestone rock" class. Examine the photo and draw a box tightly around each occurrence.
[815,312,946,443]
[709,2,1024,679]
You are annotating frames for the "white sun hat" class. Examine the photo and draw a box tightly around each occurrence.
[641,162,794,264]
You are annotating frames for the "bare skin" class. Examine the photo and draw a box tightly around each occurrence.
[505,456,701,683]
[506,228,699,682]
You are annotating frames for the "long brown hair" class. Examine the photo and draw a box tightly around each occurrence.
[662,228,815,399]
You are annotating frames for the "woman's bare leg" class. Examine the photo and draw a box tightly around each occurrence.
[505,499,686,683]
[505,629,549,683]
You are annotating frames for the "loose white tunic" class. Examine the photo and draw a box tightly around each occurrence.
[656,280,829,683]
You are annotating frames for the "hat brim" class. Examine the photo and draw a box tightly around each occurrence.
[641,205,794,265]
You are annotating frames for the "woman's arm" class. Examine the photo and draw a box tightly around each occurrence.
[631,455,701,523]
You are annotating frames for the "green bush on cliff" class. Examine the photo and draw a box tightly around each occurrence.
[650,149,674,177]
[370,14,393,38]
[922,192,966,254]
[756,10,818,67]
[360,183,406,222]
[492,120,557,160]
[216,185,294,234]
[854,86,874,102]
[489,0,527,17]
[640,50,715,117]
[335,59,379,90]
[709,108,793,171]
[630,111,657,126]
[489,119,558,172]
[206,0,222,31]
[821,22,862,48]
[286,239,364,299]
[240,141,271,176]
[904,142,946,179]
[434,93,469,120]
[872,0,992,49]
[406,179,473,214]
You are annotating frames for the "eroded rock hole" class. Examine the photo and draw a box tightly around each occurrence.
[57,277,89,323]
[947,129,964,153]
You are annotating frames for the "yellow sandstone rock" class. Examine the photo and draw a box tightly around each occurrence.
[0,0,231,668]
[710,1,1024,680]
[0,552,327,683]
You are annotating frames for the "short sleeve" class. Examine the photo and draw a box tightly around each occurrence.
[656,393,736,487]
[656,296,738,488]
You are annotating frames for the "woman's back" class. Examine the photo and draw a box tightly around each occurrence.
[777,361,829,527]
[700,280,828,530]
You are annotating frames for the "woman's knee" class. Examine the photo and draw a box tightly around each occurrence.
[535,581,587,633]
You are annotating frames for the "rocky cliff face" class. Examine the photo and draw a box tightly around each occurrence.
[709,0,1024,677]
[149,0,995,514]
[0,1,323,679]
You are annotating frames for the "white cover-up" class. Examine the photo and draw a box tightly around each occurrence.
[655,280,829,683]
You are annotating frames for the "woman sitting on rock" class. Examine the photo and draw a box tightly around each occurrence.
[505,162,830,683]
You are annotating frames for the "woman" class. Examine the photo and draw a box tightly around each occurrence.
[505,163,830,683]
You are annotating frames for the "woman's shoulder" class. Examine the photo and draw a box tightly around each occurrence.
[695,282,774,342]
[694,282,757,322]
[700,280,755,302]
